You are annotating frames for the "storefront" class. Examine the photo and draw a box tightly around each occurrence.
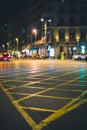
[67,46,77,59]
[78,42,87,54]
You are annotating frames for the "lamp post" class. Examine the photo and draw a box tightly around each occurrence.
[2,44,5,52]
[41,18,51,43]
[41,18,44,41]
[32,29,37,45]
[15,38,19,51]
[44,21,47,42]
[7,42,9,52]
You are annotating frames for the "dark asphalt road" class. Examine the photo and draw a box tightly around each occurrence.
[0,86,87,130]
[0,88,32,130]
[0,60,87,130]
[42,102,87,130]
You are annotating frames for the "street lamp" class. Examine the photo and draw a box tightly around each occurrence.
[32,29,37,45]
[7,42,9,52]
[15,38,19,51]
[2,44,5,52]
[41,18,52,43]
[41,18,44,41]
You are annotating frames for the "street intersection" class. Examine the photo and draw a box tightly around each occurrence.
[0,59,87,130]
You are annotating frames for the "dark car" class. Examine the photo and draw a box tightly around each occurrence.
[0,53,11,61]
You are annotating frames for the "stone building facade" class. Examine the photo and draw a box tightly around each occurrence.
[1,0,87,59]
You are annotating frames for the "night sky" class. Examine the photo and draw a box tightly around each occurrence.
[0,0,29,24]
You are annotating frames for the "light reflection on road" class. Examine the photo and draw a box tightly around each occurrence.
[0,60,87,130]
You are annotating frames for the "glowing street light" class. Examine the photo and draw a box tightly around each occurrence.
[41,18,44,41]
[41,18,52,42]
[7,42,9,52]
[15,38,19,51]
[32,29,37,44]
[2,44,5,52]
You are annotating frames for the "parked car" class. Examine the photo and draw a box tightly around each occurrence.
[0,53,11,61]
[72,54,86,60]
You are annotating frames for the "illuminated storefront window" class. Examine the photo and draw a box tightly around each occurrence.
[78,42,87,54]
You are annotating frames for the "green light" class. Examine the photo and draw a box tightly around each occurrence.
[80,67,85,78]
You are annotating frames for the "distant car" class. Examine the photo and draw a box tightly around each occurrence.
[0,53,11,61]
[72,54,86,60]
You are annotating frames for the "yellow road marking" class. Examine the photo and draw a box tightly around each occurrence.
[21,106,57,113]
[35,98,87,130]
[0,84,36,129]
[11,75,81,103]
[0,67,87,130]
[36,94,73,100]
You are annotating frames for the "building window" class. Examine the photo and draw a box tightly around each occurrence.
[69,29,75,40]
[59,29,65,40]
[80,29,86,40]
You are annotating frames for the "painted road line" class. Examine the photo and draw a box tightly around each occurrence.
[0,68,87,129]
[0,84,36,130]
[35,98,87,130]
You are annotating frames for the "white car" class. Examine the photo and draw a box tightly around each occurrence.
[72,54,86,60]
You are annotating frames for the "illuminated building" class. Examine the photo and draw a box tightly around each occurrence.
[3,0,87,59]
[24,0,87,59]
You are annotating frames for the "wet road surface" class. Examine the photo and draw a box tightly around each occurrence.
[0,59,87,130]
